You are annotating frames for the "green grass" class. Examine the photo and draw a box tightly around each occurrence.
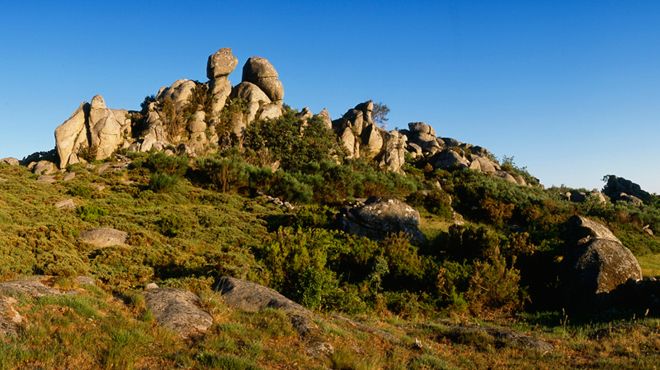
[638,253,660,277]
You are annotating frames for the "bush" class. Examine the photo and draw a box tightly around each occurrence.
[148,173,179,192]
[76,205,108,222]
[465,247,524,315]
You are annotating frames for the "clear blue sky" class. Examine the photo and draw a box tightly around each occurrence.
[1,1,659,193]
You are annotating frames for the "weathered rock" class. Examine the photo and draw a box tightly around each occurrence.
[406,122,441,153]
[618,192,644,206]
[55,95,131,168]
[338,127,358,158]
[216,276,317,337]
[0,278,63,298]
[207,48,239,79]
[157,80,198,110]
[378,130,407,173]
[0,296,23,336]
[144,288,213,339]
[55,199,76,210]
[230,82,272,129]
[258,103,283,121]
[315,108,332,129]
[217,276,308,315]
[37,175,57,184]
[79,228,128,248]
[497,171,519,185]
[469,156,499,175]
[643,225,654,237]
[589,191,608,204]
[62,172,76,181]
[431,149,469,170]
[55,103,89,168]
[603,175,651,204]
[242,57,284,103]
[207,48,239,117]
[340,198,425,244]
[563,216,643,310]
[433,322,553,354]
[89,95,128,160]
[210,78,232,116]
[361,124,383,157]
[33,160,58,176]
[0,158,19,166]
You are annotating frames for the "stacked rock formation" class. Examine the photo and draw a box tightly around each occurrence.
[207,48,238,117]
[46,46,535,185]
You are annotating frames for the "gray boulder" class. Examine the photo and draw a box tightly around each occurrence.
[431,149,469,170]
[340,198,425,244]
[216,276,316,336]
[216,276,308,315]
[144,288,213,339]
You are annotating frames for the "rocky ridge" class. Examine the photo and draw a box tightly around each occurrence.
[17,47,530,187]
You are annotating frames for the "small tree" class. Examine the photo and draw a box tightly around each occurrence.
[373,102,390,128]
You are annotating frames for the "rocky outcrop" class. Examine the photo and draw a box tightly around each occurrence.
[207,48,238,117]
[404,122,442,154]
[54,95,131,169]
[339,198,425,244]
[79,228,128,248]
[603,175,651,204]
[144,287,213,339]
[333,101,408,173]
[562,216,643,311]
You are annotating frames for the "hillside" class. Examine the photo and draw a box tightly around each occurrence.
[0,47,658,369]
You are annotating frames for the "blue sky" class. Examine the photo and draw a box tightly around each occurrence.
[1,1,659,193]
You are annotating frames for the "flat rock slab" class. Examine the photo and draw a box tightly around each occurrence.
[144,288,213,339]
[216,276,308,315]
[0,278,63,298]
[79,228,128,248]
[433,322,554,354]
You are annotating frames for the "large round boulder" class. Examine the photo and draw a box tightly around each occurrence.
[241,57,284,103]
[562,216,643,311]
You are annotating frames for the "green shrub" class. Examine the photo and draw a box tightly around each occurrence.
[465,247,524,314]
[148,173,179,192]
[76,204,108,222]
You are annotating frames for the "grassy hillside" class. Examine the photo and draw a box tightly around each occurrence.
[0,138,659,368]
